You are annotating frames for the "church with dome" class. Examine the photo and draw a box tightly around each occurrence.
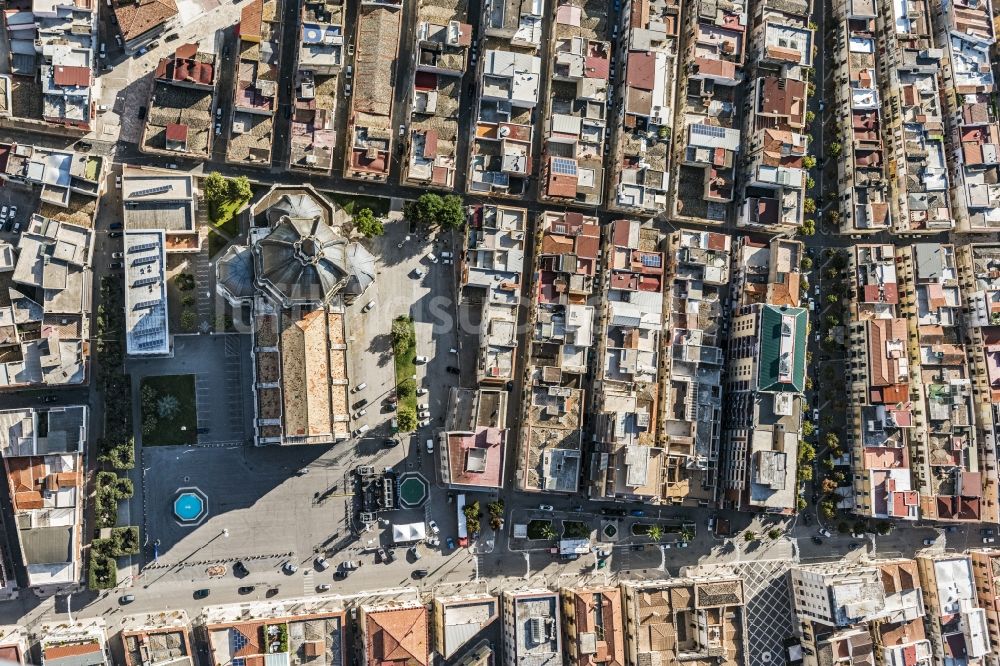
[216,185,376,446]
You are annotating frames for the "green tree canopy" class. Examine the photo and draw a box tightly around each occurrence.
[438,195,466,229]
[397,405,417,431]
[228,175,252,201]
[203,172,227,205]
[353,208,384,238]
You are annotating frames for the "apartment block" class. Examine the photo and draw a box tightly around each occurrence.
[518,212,598,493]
[934,0,999,231]
[738,0,813,232]
[0,406,87,596]
[402,0,472,189]
[112,0,178,54]
[833,0,891,234]
[290,0,344,173]
[957,243,1000,523]
[845,244,919,520]
[3,0,98,130]
[0,142,105,210]
[539,0,610,205]
[789,558,930,666]
[916,553,991,665]
[431,593,498,662]
[344,3,401,182]
[468,46,542,197]
[143,44,218,160]
[39,620,109,666]
[462,204,527,386]
[897,243,982,521]
[203,601,347,666]
[608,0,680,214]
[560,585,624,666]
[120,610,194,666]
[590,219,665,503]
[659,229,730,506]
[121,170,199,253]
[668,0,748,226]
[874,0,951,233]
[1,214,94,388]
[501,589,561,666]
[722,237,807,513]
[969,549,1000,661]
[621,576,747,665]
[226,0,281,167]
[440,387,508,491]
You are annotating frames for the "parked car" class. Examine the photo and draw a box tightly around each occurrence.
[538,504,554,512]
[409,546,421,560]
[377,547,387,562]
[985,537,997,544]
[428,520,440,534]
[418,418,430,427]
[411,267,426,279]
[416,387,428,395]
[923,538,935,546]
[354,408,367,419]
[234,560,250,576]
[413,569,428,578]
[138,105,147,119]
[353,424,370,437]
[109,262,123,270]
[2,206,9,219]
[238,586,255,595]
[981,528,995,537]
[446,537,455,550]
[347,43,355,56]
[362,300,375,312]
[426,438,434,454]
[383,438,398,448]
[418,410,430,419]
[194,589,210,599]
[110,222,123,230]
[415,355,429,363]
[314,556,329,570]
[317,584,331,591]
[446,366,460,375]
[352,382,367,393]
[119,594,135,604]
[112,251,123,259]
[341,560,359,570]
[426,252,438,263]
[819,529,832,538]
[282,561,298,574]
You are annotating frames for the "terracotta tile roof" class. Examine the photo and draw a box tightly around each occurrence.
[44,643,101,660]
[366,607,428,666]
[626,52,655,90]
[53,66,91,88]
[115,0,179,42]
[239,0,263,40]
[232,623,262,658]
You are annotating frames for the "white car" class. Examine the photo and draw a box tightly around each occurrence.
[1,206,7,219]
[415,355,429,363]
[8,206,16,220]
[216,107,222,119]
[428,520,440,535]
[314,556,329,570]
[538,504,554,512]
[282,561,298,574]
[362,300,375,312]
[417,403,428,410]
[418,410,430,419]
[426,252,438,264]
[354,408,367,419]
[412,268,426,279]
[819,529,832,538]
[418,418,430,427]
[416,387,428,395]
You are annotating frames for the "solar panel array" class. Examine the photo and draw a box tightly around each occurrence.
[640,254,662,267]
[552,157,578,176]
[133,299,161,311]
[132,255,159,267]
[129,242,159,253]
[131,184,172,197]
[691,123,726,138]
[132,276,159,288]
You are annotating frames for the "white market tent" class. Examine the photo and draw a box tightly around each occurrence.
[392,522,427,544]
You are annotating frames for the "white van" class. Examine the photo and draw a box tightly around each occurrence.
[426,438,434,454]
[354,424,370,437]
[440,251,453,259]
[426,252,438,263]
[352,382,367,393]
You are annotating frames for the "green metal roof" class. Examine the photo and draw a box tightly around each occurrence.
[757,305,807,393]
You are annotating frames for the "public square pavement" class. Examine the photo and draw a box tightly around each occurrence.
[126,334,253,448]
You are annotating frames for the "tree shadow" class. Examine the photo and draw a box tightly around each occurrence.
[368,332,394,367]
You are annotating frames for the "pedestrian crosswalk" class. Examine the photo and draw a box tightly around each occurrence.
[303,569,314,595]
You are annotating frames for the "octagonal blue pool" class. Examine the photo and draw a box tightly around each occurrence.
[174,492,205,522]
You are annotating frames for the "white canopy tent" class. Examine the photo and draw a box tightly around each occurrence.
[392,522,427,544]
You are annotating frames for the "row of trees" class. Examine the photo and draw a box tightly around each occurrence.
[203,172,252,211]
